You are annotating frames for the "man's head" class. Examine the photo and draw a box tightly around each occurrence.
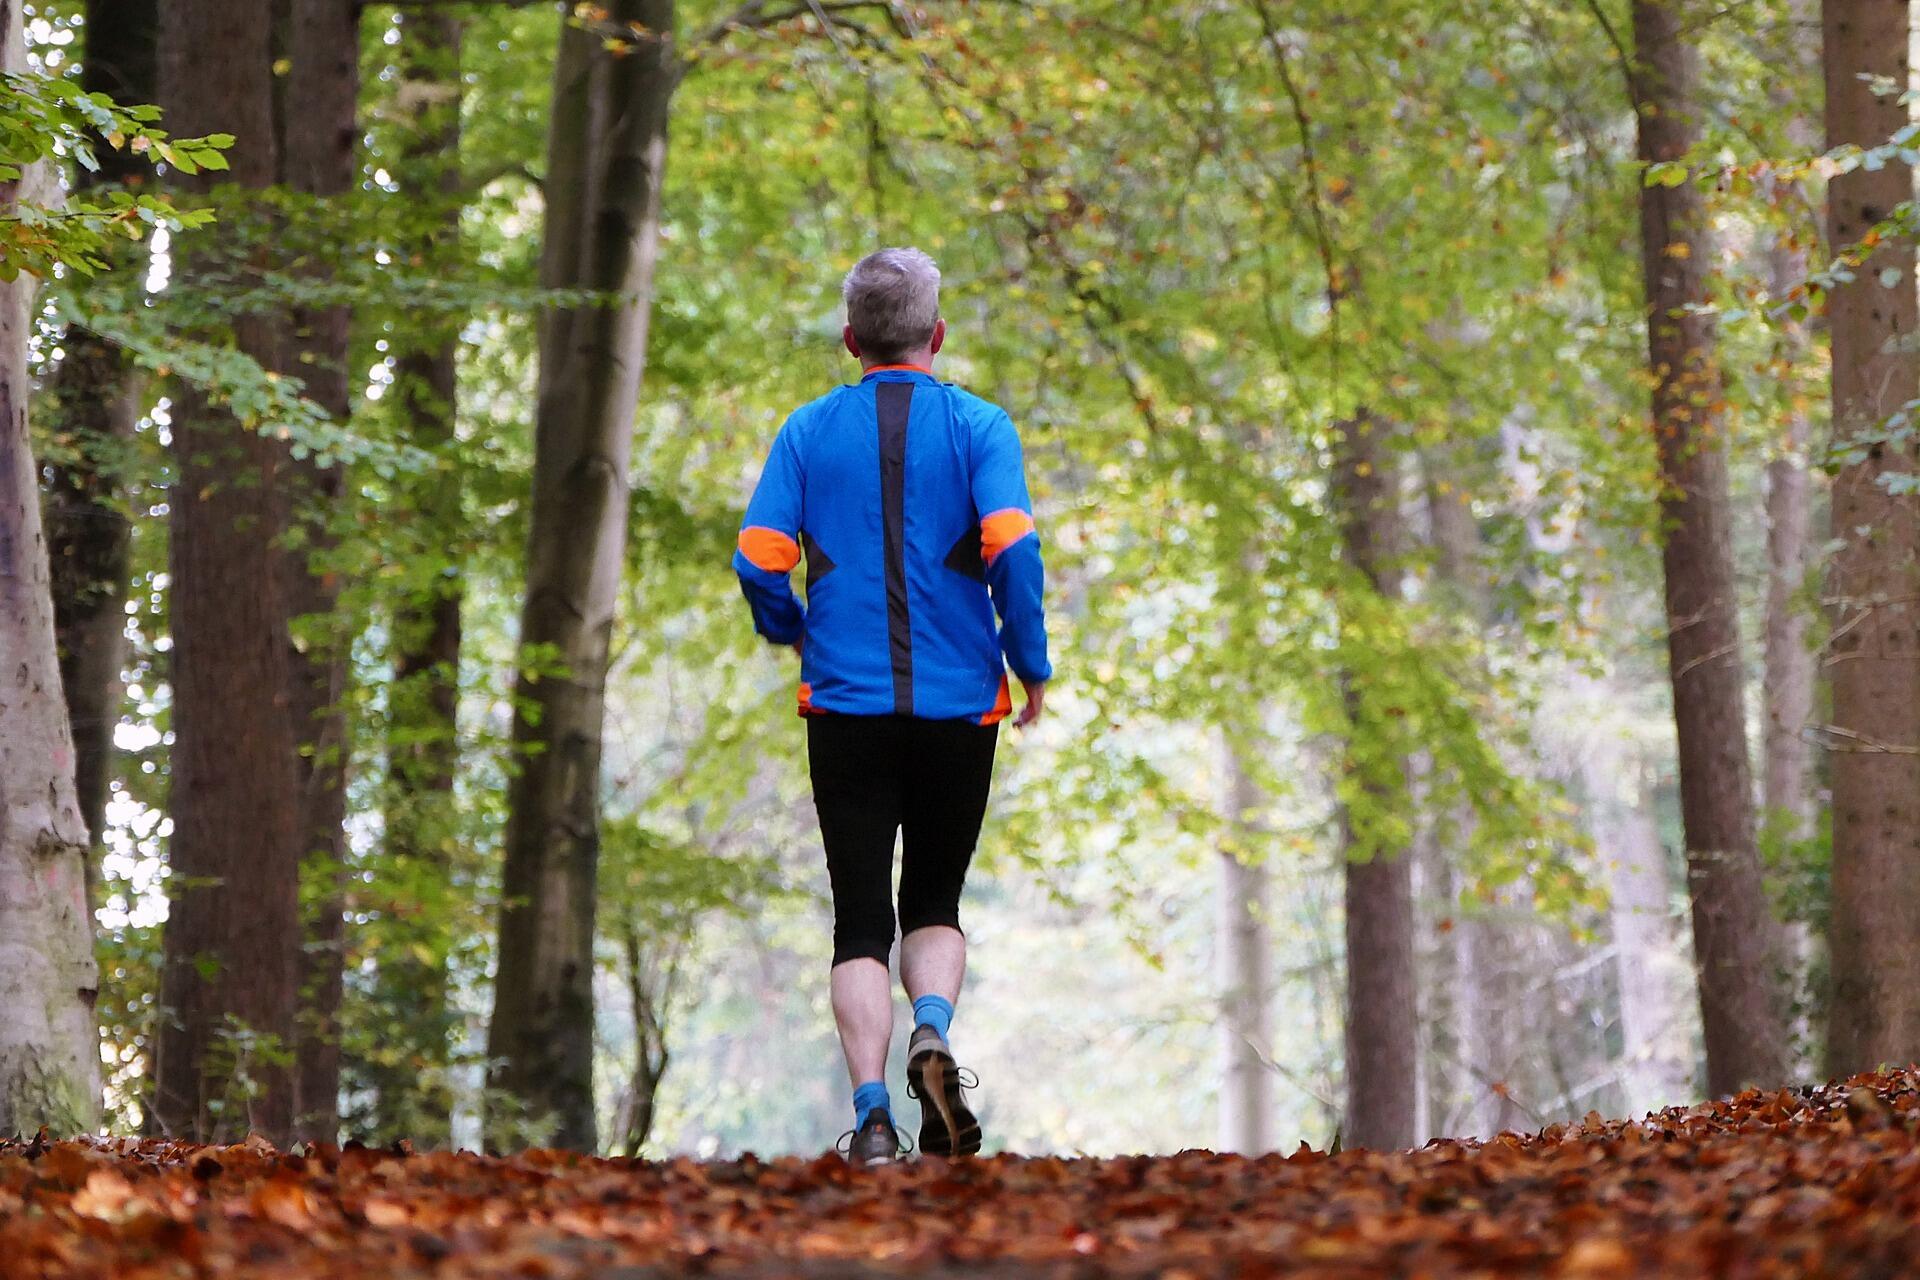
[842,247,946,367]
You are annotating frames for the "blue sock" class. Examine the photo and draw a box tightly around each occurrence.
[853,1080,891,1128]
[913,994,954,1041]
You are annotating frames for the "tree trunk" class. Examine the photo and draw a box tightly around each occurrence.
[612,921,669,1158]
[45,0,157,899]
[1335,414,1416,1152]
[367,7,467,1147]
[1822,0,1920,1076]
[276,0,360,1147]
[152,0,304,1145]
[1587,743,1697,1116]
[0,0,103,1137]
[487,0,676,1152]
[1216,732,1273,1154]
[1761,2,1821,847]
[1630,0,1788,1096]
[1421,455,1524,1138]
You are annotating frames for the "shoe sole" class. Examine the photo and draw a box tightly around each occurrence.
[908,1046,981,1156]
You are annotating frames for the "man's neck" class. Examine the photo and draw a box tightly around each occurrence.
[860,351,936,373]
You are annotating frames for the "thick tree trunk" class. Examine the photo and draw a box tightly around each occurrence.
[487,0,676,1152]
[1822,0,1920,1076]
[45,0,157,898]
[1216,733,1273,1154]
[152,0,305,1145]
[1335,414,1417,1153]
[367,8,467,1147]
[277,0,360,1146]
[0,0,103,1137]
[1630,0,1788,1096]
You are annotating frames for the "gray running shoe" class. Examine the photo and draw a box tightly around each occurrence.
[906,1024,981,1156]
[839,1109,905,1168]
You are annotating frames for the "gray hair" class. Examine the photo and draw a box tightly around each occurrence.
[842,247,941,362]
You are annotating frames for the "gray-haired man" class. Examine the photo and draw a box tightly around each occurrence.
[733,248,1053,1164]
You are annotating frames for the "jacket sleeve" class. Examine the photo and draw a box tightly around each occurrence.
[732,421,806,646]
[970,409,1053,684]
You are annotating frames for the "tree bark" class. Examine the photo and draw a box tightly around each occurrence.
[367,7,467,1147]
[45,0,157,898]
[1760,1,1821,846]
[1335,414,1417,1153]
[0,0,103,1138]
[276,0,361,1147]
[152,0,305,1145]
[1586,741,1697,1116]
[1630,0,1788,1096]
[1420,455,1525,1138]
[1822,0,1920,1076]
[1216,733,1273,1154]
[487,0,676,1152]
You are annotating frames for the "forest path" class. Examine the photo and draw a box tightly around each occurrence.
[5,1070,1918,1277]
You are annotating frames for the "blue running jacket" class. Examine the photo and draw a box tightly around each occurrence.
[732,365,1052,723]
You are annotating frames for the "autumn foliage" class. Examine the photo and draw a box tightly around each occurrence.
[2,1070,1918,1277]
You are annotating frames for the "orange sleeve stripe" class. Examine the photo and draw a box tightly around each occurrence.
[739,526,801,573]
[980,508,1037,565]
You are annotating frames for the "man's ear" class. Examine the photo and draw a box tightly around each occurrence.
[930,317,946,355]
[843,324,862,360]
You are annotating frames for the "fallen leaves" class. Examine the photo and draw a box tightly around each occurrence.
[8,1069,1920,1276]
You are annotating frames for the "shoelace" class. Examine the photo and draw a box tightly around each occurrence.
[835,1116,915,1159]
[905,1066,979,1101]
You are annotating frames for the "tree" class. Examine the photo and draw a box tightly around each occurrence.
[152,0,306,1144]
[0,0,103,1139]
[1822,0,1920,1076]
[1759,0,1821,851]
[363,6,469,1146]
[1629,0,1787,1096]
[44,0,156,894]
[488,0,676,1151]
[280,0,363,1146]
[1335,413,1417,1152]
[1216,733,1273,1153]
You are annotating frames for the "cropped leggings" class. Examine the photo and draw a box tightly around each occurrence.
[806,714,1000,967]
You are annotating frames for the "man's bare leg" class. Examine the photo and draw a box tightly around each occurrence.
[901,924,966,1010]
[900,924,979,1154]
[830,957,893,1087]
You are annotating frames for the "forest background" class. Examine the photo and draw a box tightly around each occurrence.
[1,0,1914,1161]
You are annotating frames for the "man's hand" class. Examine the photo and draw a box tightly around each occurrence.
[1014,678,1046,729]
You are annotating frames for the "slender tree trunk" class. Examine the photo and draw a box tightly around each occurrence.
[1760,10,1823,1075]
[0,0,103,1137]
[152,0,304,1145]
[1586,742,1697,1115]
[613,922,669,1158]
[1630,0,1788,1096]
[368,8,467,1146]
[1335,413,1416,1152]
[487,0,676,1152]
[275,0,360,1147]
[1823,0,1920,1076]
[1421,455,1524,1137]
[1216,732,1273,1154]
[1761,3,1821,846]
[45,0,157,900]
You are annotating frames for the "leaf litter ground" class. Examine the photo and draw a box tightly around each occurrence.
[7,1069,1920,1277]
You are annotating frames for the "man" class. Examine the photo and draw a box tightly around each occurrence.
[732,248,1051,1166]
